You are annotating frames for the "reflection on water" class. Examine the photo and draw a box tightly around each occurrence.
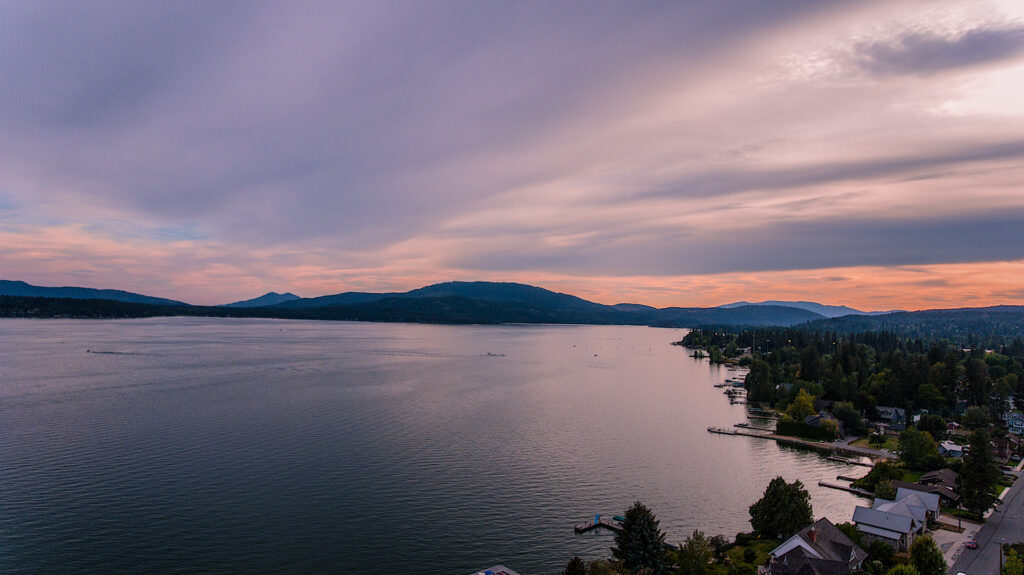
[0,318,867,575]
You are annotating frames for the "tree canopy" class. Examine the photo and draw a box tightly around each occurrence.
[748,476,813,539]
[909,535,946,575]
[612,501,666,575]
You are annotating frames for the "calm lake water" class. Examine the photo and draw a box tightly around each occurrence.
[0,318,865,575]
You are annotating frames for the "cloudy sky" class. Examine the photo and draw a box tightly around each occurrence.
[2,0,1024,309]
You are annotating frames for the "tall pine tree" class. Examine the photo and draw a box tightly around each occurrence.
[612,501,666,575]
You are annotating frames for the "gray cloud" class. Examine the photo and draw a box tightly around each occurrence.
[445,208,1024,276]
[852,23,1024,76]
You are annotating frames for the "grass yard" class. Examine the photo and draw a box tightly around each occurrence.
[708,537,781,575]
[850,435,898,451]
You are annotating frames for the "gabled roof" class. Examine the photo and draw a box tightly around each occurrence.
[894,488,940,515]
[772,518,868,568]
[853,506,913,534]
[920,469,957,488]
[875,406,905,420]
[872,498,925,529]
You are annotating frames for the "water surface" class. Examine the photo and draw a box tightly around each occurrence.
[0,318,865,574]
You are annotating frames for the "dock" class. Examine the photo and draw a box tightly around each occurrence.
[574,517,678,550]
[575,517,622,534]
[818,481,874,498]
[707,426,888,461]
[828,455,873,468]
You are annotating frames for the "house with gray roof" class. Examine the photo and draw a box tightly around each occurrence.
[892,488,940,520]
[768,518,867,575]
[853,506,917,552]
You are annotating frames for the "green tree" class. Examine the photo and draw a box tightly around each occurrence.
[786,389,816,421]
[853,459,903,491]
[1004,549,1024,575]
[898,428,939,470]
[875,479,896,500]
[885,565,919,575]
[832,402,865,435]
[675,529,713,575]
[748,476,813,539]
[960,428,999,516]
[612,501,666,575]
[962,405,990,430]
[586,559,624,575]
[869,432,888,447]
[909,535,946,575]
[564,556,588,575]
[800,346,821,382]
[916,414,946,441]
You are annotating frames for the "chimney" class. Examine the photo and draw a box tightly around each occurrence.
[808,528,817,543]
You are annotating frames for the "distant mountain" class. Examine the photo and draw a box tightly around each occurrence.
[0,280,187,306]
[222,292,300,308]
[655,305,826,327]
[718,300,883,318]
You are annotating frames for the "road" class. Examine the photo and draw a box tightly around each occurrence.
[948,471,1024,575]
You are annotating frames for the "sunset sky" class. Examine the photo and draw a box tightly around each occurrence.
[2,0,1024,309]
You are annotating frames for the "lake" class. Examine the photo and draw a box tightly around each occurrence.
[0,318,865,574]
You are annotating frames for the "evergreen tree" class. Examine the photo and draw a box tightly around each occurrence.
[909,535,946,575]
[612,501,666,575]
[960,428,999,516]
[563,556,587,575]
[748,477,813,539]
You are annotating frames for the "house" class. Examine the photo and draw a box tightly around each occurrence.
[919,469,958,491]
[891,479,960,508]
[891,488,940,521]
[874,406,906,425]
[947,421,961,432]
[938,440,964,458]
[768,518,868,575]
[1005,412,1024,435]
[853,506,918,551]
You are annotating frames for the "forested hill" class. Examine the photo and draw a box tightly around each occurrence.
[0,280,187,306]
[798,306,1024,342]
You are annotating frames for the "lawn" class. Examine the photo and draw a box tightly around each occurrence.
[850,435,898,451]
[708,537,781,575]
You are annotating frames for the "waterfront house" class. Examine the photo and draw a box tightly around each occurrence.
[853,506,918,551]
[919,469,958,491]
[891,488,940,520]
[1005,411,1024,435]
[938,440,964,458]
[891,479,960,507]
[767,518,867,575]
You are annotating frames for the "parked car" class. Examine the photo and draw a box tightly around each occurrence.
[965,540,978,549]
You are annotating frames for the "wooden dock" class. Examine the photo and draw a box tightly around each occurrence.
[707,426,887,461]
[818,481,874,498]
[573,517,678,550]
[574,517,623,534]
[827,456,874,468]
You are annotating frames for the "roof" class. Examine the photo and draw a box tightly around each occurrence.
[894,488,940,515]
[875,406,906,420]
[891,480,959,504]
[939,440,964,453]
[872,498,925,528]
[920,469,958,488]
[853,506,913,534]
[772,518,867,567]
[855,523,903,541]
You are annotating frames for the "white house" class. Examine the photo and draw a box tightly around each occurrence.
[939,440,964,458]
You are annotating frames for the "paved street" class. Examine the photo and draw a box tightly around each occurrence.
[948,471,1024,575]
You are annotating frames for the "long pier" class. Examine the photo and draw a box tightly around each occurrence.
[707,426,887,461]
